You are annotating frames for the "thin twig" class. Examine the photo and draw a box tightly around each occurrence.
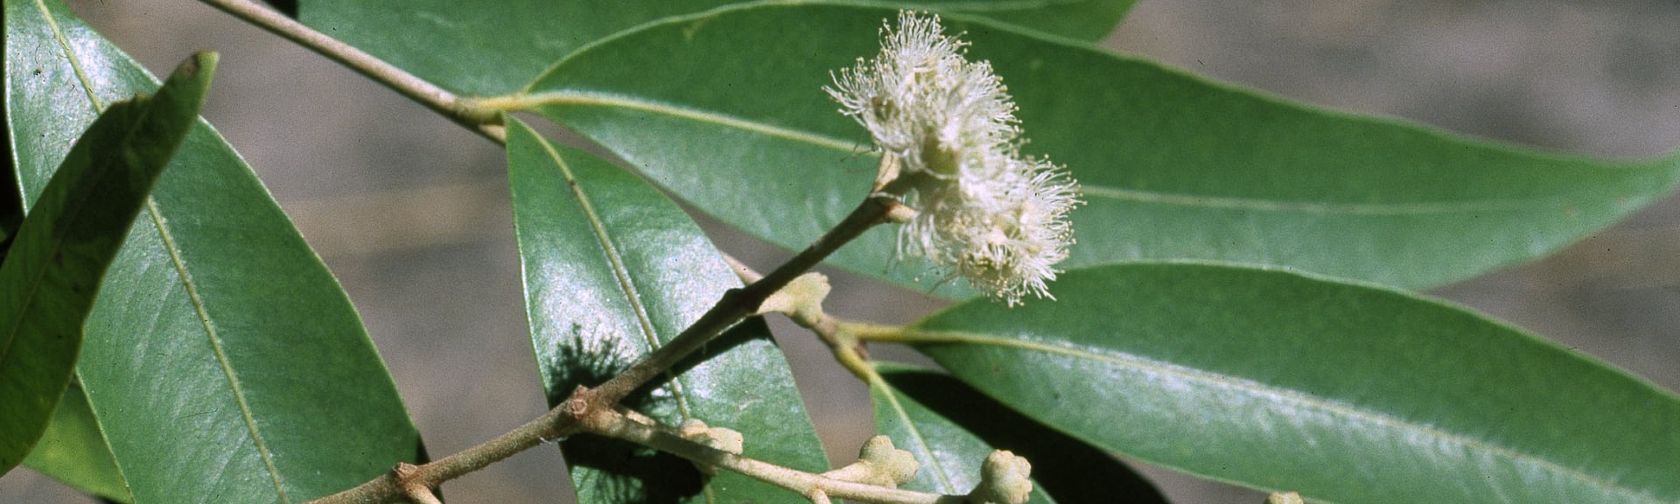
[590,193,900,405]
[310,195,899,503]
[195,0,506,142]
[203,2,918,498]
[390,464,442,504]
[810,490,835,504]
[311,401,586,503]
[570,403,960,504]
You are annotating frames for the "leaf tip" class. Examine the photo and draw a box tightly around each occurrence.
[161,51,219,108]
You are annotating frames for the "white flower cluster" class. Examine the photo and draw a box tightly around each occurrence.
[827,11,1080,305]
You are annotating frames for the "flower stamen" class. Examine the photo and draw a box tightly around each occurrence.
[827,11,1082,305]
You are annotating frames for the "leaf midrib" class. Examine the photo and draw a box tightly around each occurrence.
[524,91,1608,216]
[531,135,716,503]
[903,328,1668,503]
[33,1,292,500]
[889,0,1091,13]
[0,90,150,415]
[530,134,697,417]
[872,379,959,493]
[145,201,291,503]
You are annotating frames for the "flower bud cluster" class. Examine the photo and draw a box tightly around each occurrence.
[969,450,1034,504]
[828,11,1080,305]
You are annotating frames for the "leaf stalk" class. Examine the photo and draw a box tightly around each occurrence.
[195,0,506,142]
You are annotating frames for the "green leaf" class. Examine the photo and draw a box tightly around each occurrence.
[521,3,1680,293]
[897,263,1680,503]
[23,383,131,502]
[296,0,1134,97]
[0,52,211,476]
[5,0,420,500]
[870,362,1168,503]
[504,118,827,503]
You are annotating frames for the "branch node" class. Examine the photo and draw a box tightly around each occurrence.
[758,272,831,322]
[391,463,440,504]
[559,385,616,433]
[391,462,421,483]
[808,489,833,504]
[821,435,919,488]
[884,202,917,223]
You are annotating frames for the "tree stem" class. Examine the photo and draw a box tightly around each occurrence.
[195,0,506,142]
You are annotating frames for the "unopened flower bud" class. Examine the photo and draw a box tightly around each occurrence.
[821,435,919,488]
[967,450,1033,504]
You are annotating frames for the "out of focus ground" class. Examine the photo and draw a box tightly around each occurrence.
[4,1,1678,502]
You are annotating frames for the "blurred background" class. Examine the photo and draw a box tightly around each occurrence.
[4,0,1678,502]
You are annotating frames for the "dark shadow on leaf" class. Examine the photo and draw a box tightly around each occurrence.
[0,84,17,259]
[664,317,770,379]
[562,435,705,504]
[259,0,298,18]
[543,327,670,416]
[550,338,704,504]
[881,366,1171,504]
[543,319,774,503]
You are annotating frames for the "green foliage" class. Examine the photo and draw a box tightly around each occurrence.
[5,1,1677,503]
[506,119,828,502]
[6,0,419,500]
[908,264,1680,503]
[0,51,213,475]
[521,3,1680,293]
[296,0,1134,96]
[871,362,1168,503]
[23,384,130,501]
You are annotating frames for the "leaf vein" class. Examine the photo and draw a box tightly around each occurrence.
[874,380,959,493]
[33,0,103,111]
[908,329,1665,503]
[532,91,1601,216]
[144,200,291,503]
[530,135,695,418]
[30,4,290,499]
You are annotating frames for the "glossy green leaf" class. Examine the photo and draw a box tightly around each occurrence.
[522,3,1680,293]
[870,362,1168,503]
[6,0,420,500]
[901,263,1680,503]
[0,52,210,475]
[505,118,827,502]
[22,383,131,502]
[296,0,1134,97]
